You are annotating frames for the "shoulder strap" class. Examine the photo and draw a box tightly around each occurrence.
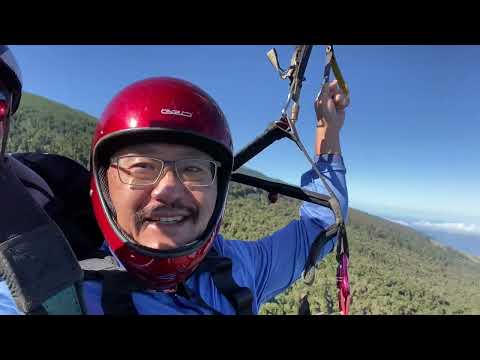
[81,252,143,315]
[80,248,255,315]
[176,283,223,315]
[99,270,140,315]
[195,247,254,315]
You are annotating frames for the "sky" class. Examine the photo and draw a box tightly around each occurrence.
[9,45,480,230]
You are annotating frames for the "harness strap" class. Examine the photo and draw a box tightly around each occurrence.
[176,283,224,315]
[196,247,254,315]
[299,223,345,315]
[83,269,142,315]
[81,247,254,315]
[303,224,339,285]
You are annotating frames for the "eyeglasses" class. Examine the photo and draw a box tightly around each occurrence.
[111,155,221,187]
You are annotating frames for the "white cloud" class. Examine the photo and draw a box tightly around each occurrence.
[383,218,480,236]
[412,221,480,235]
[386,218,410,227]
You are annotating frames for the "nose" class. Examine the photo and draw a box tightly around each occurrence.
[149,165,186,205]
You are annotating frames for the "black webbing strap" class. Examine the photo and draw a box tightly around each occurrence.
[298,223,343,316]
[303,224,339,285]
[195,248,254,315]
[336,222,349,261]
[83,269,143,315]
[176,283,223,315]
[233,120,291,171]
[81,248,254,315]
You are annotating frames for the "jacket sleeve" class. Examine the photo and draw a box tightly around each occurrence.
[0,280,23,315]
[227,154,348,305]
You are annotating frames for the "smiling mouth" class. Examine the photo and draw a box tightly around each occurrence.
[146,215,189,225]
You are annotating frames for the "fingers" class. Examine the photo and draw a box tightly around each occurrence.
[314,89,336,127]
[315,80,349,109]
[328,80,350,110]
[335,93,350,109]
[315,84,330,114]
[328,80,339,95]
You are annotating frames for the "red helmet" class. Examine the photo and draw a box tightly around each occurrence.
[90,77,233,290]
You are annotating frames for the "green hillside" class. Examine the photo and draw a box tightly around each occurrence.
[8,92,97,166]
[222,184,480,314]
[7,92,480,314]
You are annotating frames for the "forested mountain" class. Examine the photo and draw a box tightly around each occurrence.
[8,93,480,314]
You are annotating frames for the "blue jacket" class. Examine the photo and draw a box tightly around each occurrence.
[0,155,348,315]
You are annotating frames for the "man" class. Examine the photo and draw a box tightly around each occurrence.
[0,45,72,315]
[83,76,349,314]
[1,75,349,315]
[0,45,55,208]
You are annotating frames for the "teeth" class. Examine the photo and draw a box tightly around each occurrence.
[156,216,185,224]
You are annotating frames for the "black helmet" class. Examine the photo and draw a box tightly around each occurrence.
[0,45,22,114]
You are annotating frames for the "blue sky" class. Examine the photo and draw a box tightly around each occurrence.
[9,45,480,227]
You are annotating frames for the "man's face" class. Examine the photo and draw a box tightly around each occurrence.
[106,143,218,250]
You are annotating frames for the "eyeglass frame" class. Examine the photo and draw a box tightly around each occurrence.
[110,155,222,188]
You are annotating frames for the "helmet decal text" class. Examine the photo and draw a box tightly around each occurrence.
[161,108,193,118]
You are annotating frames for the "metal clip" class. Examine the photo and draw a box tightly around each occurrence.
[319,45,349,100]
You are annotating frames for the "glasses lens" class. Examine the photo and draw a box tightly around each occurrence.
[176,159,216,186]
[117,156,163,185]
